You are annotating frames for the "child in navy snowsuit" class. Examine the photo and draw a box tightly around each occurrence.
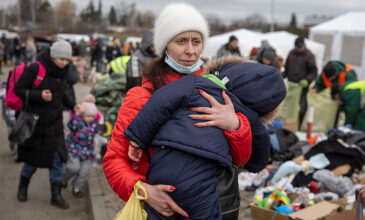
[124,59,286,219]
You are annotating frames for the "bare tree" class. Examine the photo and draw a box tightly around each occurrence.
[136,10,155,28]
[80,0,101,23]
[229,14,270,32]
[0,8,5,27]
[54,0,76,32]
[116,1,136,27]
[36,0,53,25]
[206,14,226,36]
[3,4,19,27]
[19,0,31,23]
[108,6,117,25]
[18,0,42,24]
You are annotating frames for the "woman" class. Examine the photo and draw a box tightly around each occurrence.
[14,40,82,209]
[103,3,267,219]
[124,57,285,219]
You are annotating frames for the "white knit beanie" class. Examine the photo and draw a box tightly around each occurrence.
[154,3,209,57]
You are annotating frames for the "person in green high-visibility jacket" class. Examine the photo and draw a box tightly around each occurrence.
[311,61,358,95]
[332,81,365,131]
[109,55,130,74]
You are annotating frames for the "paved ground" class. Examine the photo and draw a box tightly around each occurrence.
[87,165,125,220]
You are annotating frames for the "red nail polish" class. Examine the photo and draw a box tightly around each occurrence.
[198,89,204,93]
[223,90,227,95]
[170,186,176,190]
[185,215,190,219]
[194,124,199,127]
[189,108,194,111]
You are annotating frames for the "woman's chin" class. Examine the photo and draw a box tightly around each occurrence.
[180,61,194,66]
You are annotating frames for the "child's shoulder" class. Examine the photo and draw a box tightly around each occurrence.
[88,119,99,128]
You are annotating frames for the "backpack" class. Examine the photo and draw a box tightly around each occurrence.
[5,61,46,111]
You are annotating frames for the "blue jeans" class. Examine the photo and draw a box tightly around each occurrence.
[21,150,64,183]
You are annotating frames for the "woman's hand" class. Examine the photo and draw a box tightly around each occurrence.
[73,103,84,115]
[139,182,189,218]
[41,89,52,102]
[189,89,240,130]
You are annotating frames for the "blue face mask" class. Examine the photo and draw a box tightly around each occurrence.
[164,54,204,74]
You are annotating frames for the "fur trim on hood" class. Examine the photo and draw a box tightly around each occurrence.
[204,56,253,74]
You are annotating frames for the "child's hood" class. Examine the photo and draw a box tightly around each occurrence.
[204,56,286,119]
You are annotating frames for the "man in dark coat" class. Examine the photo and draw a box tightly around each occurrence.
[14,40,82,209]
[125,29,156,91]
[105,38,122,62]
[13,37,23,65]
[91,39,103,72]
[1,33,9,64]
[283,37,318,129]
[0,33,9,74]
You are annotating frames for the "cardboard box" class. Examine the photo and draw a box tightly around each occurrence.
[251,201,341,220]
[326,209,356,220]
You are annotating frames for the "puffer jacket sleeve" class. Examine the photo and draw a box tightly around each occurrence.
[244,121,270,172]
[234,103,270,173]
[67,114,86,132]
[224,112,252,167]
[124,76,195,149]
[102,87,152,201]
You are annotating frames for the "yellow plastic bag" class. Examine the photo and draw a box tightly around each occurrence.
[113,180,148,220]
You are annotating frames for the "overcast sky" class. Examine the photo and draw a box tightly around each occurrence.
[3,0,365,25]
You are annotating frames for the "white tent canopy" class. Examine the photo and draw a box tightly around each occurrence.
[204,29,325,73]
[309,12,365,79]
[0,29,19,39]
[56,33,90,43]
[124,36,141,45]
[203,28,263,60]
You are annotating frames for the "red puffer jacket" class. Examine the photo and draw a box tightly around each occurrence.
[102,68,252,201]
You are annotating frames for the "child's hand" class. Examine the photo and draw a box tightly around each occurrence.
[128,143,143,162]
